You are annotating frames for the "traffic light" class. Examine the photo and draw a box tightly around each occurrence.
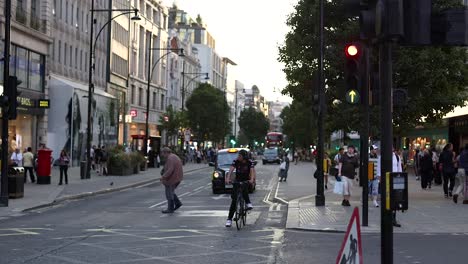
[344,42,365,104]
[7,76,21,120]
[402,0,431,45]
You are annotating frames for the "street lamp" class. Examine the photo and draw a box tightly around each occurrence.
[85,4,141,180]
[144,45,184,156]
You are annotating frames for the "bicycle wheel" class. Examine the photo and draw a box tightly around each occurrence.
[235,195,244,230]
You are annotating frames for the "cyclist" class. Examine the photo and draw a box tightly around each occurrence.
[225,149,255,227]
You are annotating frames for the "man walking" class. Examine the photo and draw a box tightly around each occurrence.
[160,147,183,213]
[23,147,35,183]
[454,144,468,204]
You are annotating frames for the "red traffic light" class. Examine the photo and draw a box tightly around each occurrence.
[345,44,359,58]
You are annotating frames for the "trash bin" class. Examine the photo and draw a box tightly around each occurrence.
[8,167,24,198]
[80,161,88,179]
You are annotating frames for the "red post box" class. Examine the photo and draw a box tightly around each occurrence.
[37,149,53,184]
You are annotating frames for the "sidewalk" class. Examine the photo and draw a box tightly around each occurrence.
[279,162,468,233]
[0,162,208,220]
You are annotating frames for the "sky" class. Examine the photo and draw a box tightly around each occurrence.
[162,0,299,103]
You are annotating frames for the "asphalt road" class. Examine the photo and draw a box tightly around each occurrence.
[1,163,467,264]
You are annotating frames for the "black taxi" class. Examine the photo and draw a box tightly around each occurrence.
[209,148,256,194]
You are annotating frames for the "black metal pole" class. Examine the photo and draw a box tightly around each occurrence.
[315,0,325,207]
[234,88,238,142]
[361,45,370,226]
[181,60,185,111]
[86,0,96,180]
[0,0,12,206]
[144,37,152,156]
[380,41,394,264]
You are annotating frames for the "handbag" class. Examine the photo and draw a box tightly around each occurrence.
[333,181,344,195]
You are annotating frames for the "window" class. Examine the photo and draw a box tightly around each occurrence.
[112,21,129,46]
[58,40,61,63]
[138,87,143,106]
[131,50,137,75]
[138,26,145,78]
[146,4,151,21]
[112,53,128,77]
[84,52,88,72]
[65,1,68,23]
[131,85,136,104]
[160,94,164,110]
[16,47,28,88]
[76,7,80,27]
[152,91,157,109]
[29,51,44,91]
[64,43,67,65]
[80,50,83,70]
[59,0,62,19]
[4,44,45,92]
[69,45,72,67]
[71,3,74,25]
[75,47,78,69]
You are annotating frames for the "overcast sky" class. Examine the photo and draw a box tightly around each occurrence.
[163,0,298,102]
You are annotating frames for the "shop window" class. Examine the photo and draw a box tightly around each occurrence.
[29,52,44,92]
[16,47,28,89]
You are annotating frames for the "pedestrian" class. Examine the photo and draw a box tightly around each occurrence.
[94,146,102,174]
[159,147,183,213]
[10,148,23,167]
[392,148,403,227]
[420,149,433,190]
[324,152,331,189]
[431,147,442,185]
[369,146,380,207]
[294,150,299,165]
[333,148,344,180]
[279,153,290,182]
[196,149,202,164]
[23,147,35,183]
[338,145,359,206]
[58,149,70,185]
[91,145,96,170]
[99,145,108,176]
[453,144,468,204]
[439,143,456,198]
[414,149,421,181]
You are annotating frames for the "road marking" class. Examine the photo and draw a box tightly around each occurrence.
[148,191,192,208]
[211,194,228,200]
[177,210,228,217]
[0,228,53,237]
[274,182,289,205]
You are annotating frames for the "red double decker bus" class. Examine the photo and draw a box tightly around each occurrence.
[266,132,284,148]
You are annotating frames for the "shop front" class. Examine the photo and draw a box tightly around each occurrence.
[402,127,449,161]
[449,114,468,152]
[127,108,161,150]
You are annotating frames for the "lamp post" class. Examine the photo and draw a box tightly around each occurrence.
[85,5,140,180]
[144,46,184,156]
[179,69,209,151]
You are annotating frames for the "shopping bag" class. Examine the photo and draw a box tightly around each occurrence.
[333,181,344,195]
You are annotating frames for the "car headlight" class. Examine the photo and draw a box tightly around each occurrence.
[213,171,220,178]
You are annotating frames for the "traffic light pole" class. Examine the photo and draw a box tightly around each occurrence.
[315,0,325,207]
[380,41,394,264]
[0,0,12,206]
[360,45,370,226]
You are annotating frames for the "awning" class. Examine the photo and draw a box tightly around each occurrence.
[49,73,116,99]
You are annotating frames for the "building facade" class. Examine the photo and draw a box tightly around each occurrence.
[47,0,116,164]
[0,0,51,156]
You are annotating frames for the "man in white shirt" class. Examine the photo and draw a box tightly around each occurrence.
[10,148,23,167]
[392,148,402,227]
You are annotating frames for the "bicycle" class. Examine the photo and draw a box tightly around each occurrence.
[233,181,249,230]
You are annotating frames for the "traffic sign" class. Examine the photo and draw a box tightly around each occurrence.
[336,207,363,264]
[346,89,360,104]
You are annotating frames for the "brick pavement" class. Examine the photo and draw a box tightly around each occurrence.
[279,162,468,233]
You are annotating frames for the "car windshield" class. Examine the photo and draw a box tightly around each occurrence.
[264,148,277,155]
[217,152,238,166]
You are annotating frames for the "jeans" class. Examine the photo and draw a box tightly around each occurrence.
[59,166,68,184]
[443,171,456,195]
[165,182,181,211]
[228,182,251,220]
[24,166,35,183]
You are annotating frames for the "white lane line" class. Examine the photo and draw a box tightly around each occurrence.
[193,186,205,192]
[274,182,289,205]
[148,191,192,208]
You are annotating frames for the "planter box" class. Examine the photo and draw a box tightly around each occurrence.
[133,165,140,174]
[108,166,133,176]
[140,161,148,171]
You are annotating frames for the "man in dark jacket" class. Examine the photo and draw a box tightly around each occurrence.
[440,143,456,198]
[160,147,184,213]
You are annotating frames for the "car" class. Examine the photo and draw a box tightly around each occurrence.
[262,147,281,165]
[209,148,256,194]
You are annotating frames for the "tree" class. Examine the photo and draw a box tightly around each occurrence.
[159,105,182,146]
[280,100,317,148]
[238,107,269,146]
[278,0,468,135]
[186,83,231,144]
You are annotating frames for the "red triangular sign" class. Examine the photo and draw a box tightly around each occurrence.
[336,207,363,264]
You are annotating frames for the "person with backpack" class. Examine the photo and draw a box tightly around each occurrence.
[99,145,108,176]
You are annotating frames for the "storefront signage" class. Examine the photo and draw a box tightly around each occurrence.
[130,110,138,117]
[38,99,50,108]
[18,96,34,107]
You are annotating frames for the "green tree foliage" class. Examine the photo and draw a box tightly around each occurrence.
[278,0,468,135]
[280,100,317,148]
[185,83,231,143]
[238,107,269,145]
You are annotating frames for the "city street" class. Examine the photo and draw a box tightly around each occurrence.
[2,162,467,264]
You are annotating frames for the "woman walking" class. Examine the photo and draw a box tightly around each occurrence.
[420,149,434,190]
[59,150,70,185]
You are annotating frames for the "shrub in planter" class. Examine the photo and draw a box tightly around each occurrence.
[140,156,148,171]
[108,151,132,176]
[129,152,145,174]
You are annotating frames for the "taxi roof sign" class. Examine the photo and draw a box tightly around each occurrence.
[228,148,238,153]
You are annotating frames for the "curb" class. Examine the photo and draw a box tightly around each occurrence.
[22,166,209,213]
